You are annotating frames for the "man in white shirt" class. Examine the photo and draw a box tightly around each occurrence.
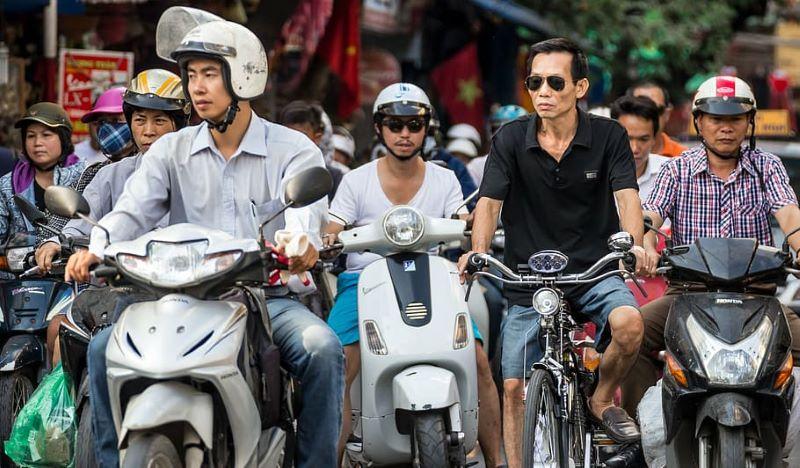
[325,83,503,467]
[610,95,670,201]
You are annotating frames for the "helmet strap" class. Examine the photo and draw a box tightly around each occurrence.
[206,100,239,134]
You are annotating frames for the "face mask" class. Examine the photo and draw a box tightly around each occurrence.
[97,122,132,156]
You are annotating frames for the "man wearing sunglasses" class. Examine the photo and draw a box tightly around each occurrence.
[627,80,687,157]
[459,37,649,467]
[324,82,504,467]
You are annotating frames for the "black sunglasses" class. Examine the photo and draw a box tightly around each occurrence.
[382,117,427,134]
[524,75,576,92]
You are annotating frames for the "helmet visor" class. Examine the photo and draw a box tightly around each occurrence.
[376,102,430,118]
[124,91,188,112]
[694,97,754,116]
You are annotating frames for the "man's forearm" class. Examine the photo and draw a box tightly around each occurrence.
[618,195,644,247]
[471,197,502,253]
[775,205,800,252]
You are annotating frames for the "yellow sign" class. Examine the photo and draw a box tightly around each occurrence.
[687,109,794,137]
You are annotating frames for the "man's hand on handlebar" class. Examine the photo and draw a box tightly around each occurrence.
[65,250,101,283]
[630,246,658,277]
[35,242,61,275]
[458,250,484,284]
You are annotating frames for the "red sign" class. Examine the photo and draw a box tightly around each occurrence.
[58,49,134,139]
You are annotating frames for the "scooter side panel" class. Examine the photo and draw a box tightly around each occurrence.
[357,256,478,463]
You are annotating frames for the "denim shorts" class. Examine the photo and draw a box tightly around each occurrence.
[501,275,637,379]
[327,272,483,346]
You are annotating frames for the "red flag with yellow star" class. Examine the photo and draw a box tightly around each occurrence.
[431,42,485,130]
[317,0,361,118]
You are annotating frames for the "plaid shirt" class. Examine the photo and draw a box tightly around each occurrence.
[642,145,798,246]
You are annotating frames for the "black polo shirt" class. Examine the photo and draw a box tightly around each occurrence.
[479,108,637,306]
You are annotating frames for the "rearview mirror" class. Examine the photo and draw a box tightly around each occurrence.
[45,186,91,219]
[284,166,333,208]
[13,195,47,226]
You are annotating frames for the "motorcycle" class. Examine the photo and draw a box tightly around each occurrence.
[651,228,798,467]
[335,205,479,467]
[0,200,73,466]
[44,166,332,468]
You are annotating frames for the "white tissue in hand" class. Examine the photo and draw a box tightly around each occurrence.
[274,230,310,285]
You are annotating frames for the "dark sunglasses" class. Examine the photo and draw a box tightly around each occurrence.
[382,117,427,133]
[524,75,576,92]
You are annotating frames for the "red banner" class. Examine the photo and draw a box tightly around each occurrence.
[58,49,134,139]
[318,0,361,118]
[431,43,486,130]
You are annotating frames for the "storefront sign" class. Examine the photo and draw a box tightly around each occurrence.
[58,49,134,138]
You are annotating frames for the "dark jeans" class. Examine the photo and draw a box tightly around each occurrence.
[89,297,344,467]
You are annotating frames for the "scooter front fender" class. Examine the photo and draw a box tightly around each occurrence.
[695,392,755,435]
[119,381,213,449]
[392,365,460,411]
[0,334,44,372]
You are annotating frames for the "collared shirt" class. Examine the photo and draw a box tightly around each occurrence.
[642,145,798,246]
[660,132,687,157]
[480,108,638,306]
[637,154,670,202]
[88,111,328,257]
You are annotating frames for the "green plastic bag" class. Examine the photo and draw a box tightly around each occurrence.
[3,364,76,467]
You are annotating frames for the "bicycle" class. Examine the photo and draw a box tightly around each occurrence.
[466,232,644,467]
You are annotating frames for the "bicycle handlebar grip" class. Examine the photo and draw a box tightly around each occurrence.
[623,252,636,272]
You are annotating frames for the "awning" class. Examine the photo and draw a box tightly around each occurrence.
[468,0,554,35]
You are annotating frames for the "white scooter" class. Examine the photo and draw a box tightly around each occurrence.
[44,167,332,468]
[337,205,479,467]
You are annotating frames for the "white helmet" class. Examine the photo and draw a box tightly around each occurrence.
[692,76,756,117]
[373,83,432,121]
[446,138,478,158]
[332,133,355,160]
[446,123,481,149]
[156,7,268,102]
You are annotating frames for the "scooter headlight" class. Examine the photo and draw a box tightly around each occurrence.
[532,288,560,316]
[117,240,242,288]
[687,314,772,386]
[382,206,424,247]
[5,246,32,272]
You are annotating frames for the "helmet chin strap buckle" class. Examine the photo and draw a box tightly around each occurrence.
[206,100,240,133]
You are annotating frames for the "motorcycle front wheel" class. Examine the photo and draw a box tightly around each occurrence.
[711,425,745,468]
[0,370,34,467]
[122,433,181,468]
[412,412,450,468]
[522,369,561,468]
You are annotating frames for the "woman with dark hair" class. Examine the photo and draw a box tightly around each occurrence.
[0,102,84,241]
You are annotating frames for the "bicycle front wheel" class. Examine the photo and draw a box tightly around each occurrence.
[523,369,562,468]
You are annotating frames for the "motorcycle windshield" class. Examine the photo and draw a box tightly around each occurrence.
[668,238,786,284]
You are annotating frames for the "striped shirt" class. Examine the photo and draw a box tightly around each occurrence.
[642,145,798,246]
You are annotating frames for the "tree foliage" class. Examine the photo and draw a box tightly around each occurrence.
[519,0,772,99]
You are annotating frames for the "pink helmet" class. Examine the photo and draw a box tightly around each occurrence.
[81,86,126,123]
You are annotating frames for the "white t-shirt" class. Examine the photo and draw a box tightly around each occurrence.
[637,154,670,202]
[467,155,487,188]
[330,159,465,272]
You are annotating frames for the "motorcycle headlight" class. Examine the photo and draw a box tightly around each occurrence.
[532,288,560,316]
[382,206,424,247]
[117,240,242,288]
[687,314,772,386]
[5,246,32,272]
